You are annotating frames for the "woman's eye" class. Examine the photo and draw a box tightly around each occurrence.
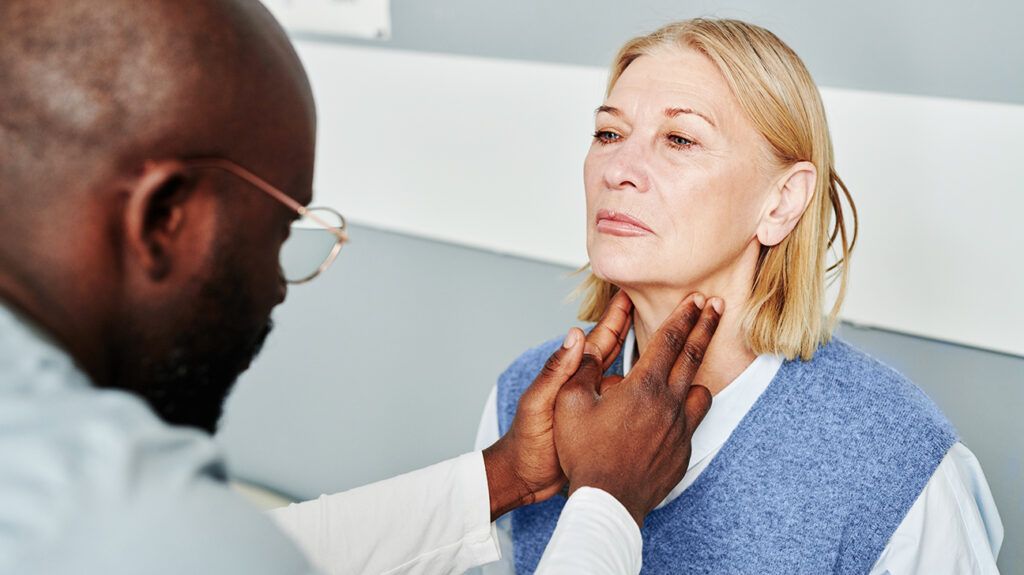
[667,134,695,149]
[592,130,621,144]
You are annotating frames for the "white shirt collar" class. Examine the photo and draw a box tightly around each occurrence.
[621,328,783,468]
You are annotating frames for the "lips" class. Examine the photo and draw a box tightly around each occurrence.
[595,209,654,237]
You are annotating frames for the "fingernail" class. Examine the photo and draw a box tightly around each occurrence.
[710,298,724,314]
[563,329,579,349]
[693,293,706,309]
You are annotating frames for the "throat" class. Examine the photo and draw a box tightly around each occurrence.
[633,305,756,396]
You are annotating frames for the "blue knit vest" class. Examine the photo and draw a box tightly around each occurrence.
[497,336,956,574]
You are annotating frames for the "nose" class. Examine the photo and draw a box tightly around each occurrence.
[602,138,651,193]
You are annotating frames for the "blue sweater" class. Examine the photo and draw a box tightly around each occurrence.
[497,337,956,574]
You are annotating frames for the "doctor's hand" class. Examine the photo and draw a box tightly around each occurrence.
[554,293,721,527]
[482,291,633,522]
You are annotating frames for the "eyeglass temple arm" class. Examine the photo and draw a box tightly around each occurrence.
[182,158,348,242]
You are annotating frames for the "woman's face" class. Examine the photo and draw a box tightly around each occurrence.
[584,47,777,294]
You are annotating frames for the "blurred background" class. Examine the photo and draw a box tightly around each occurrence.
[217,1,1023,571]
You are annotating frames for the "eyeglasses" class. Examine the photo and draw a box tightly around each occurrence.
[180,158,348,284]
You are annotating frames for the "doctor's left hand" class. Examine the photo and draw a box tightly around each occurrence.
[482,291,633,522]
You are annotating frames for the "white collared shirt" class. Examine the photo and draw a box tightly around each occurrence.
[473,329,1004,574]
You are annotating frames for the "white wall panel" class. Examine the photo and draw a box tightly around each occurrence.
[826,90,1024,357]
[299,43,598,268]
[296,42,1024,356]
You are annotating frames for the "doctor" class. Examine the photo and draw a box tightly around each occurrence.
[0,1,722,574]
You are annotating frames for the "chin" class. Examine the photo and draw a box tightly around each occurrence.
[589,250,653,288]
[590,252,707,298]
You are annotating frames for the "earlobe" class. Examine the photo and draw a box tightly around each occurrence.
[123,160,191,280]
[756,161,817,247]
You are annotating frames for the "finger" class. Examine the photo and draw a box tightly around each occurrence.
[681,384,713,438]
[584,290,633,371]
[523,328,587,408]
[667,299,722,399]
[629,293,704,390]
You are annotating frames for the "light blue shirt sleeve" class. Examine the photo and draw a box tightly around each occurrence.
[0,304,319,575]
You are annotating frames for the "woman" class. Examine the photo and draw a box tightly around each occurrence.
[474,19,1001,574]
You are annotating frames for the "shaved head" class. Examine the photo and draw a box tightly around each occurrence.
[0,0,319,432]
[0,0,312,203]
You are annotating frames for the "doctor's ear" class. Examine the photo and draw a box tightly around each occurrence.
[122,160,197,281]
[756,161,817,247]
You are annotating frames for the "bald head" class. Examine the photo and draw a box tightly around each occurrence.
[0,0,314,209]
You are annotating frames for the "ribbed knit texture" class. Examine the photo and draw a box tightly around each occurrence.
[497,336,957,574]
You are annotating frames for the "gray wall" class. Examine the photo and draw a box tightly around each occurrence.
[218,224,1023,573]
[218,224,585,499]
[296,0,1024,105]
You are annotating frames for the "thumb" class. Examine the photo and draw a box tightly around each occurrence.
[522,328,586,409]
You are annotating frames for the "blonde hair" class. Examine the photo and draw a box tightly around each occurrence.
[578,18,857,360]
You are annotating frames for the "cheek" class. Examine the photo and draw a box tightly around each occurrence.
[583,151,602,208]
[604,164,761,284]
[583,152,604,239]
[582,146,766,287]
[239,223,281,269]
[234,221,286,297]
[663,160,763,244]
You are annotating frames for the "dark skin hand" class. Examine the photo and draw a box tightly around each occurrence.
[555,293,721,527]
[482,291,634,521]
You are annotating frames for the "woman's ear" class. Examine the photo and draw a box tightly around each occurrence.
[756,161,817,247]
[123,160,194,281]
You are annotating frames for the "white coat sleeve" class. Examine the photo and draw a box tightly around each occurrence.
[534,487,643,575]
[268,452,501,575]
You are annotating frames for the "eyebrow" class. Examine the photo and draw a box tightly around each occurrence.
[595,105,716,128]
[665,107,716,127]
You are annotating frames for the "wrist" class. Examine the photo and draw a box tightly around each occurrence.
[566,486,646,535]
[567,479,646,527]
[482,439,533,522]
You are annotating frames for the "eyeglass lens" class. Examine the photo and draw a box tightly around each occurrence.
[280,208,344,283]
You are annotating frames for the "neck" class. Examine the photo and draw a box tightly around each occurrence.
[0,265,112,386]
[623,246,761,396]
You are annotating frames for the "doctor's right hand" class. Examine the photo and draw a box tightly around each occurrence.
[553,293,721,527]
[482,291,634,522]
